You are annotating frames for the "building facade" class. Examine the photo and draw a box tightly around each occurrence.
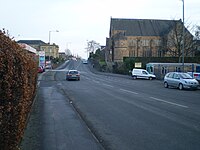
[17,40,59,59]
[107,18,195,62]
[40,43,59,59]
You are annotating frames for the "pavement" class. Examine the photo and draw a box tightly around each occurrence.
[20,66,104,150]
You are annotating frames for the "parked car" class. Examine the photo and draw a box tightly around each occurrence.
[131,68,156,80]
[45,64,52,69]
[40,65,45,72]
[187,72,200,83]
[66,70,80,81]
[164,72,199,90]
[38,66,43,73]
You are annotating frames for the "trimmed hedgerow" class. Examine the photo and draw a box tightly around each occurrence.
[0,29,37,150]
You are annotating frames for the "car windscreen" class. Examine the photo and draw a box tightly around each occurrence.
[180,73,192,79]
[69,71,78,74]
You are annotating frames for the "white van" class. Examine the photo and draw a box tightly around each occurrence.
[132,68,156,80]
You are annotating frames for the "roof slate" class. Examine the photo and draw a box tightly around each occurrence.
[17,40,47,45]
[110,18,181,36]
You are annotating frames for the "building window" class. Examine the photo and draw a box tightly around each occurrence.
[143,40,149,46]
[161,67,167,74]
[158,50,162,57]
[146,48,152,57]
[175,67,181,72]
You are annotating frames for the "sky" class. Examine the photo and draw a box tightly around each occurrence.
[1,0,200,59]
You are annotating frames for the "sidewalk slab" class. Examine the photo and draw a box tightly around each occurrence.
[20,81,103,150]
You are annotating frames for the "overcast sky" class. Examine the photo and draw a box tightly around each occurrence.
[1,0,200,58]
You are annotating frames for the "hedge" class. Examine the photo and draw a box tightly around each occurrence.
[0,29,38,150]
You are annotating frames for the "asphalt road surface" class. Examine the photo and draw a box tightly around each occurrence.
[22,59,200,150]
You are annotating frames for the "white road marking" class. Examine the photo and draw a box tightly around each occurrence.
[120,89,138,94]
[102,83,114,88]
[37,81,40,87]
[150,97,188,108]
[47,69,66,72]
[75,62,82,69]
[93,80,100,84]
[84,77,90,80]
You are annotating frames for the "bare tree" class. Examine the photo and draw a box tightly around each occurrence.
[65,48,72,56]
[86,40,100,53]
[193,25,200,56]
[162,20,196,62]
[194,25,200,40]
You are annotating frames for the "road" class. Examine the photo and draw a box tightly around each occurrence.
[22,59,200,150]
[55,60,200,150]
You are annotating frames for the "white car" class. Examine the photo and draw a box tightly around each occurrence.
[187,72,200,83]
[131,68,156,80]
[164,72,199,90]
[45,64,52,69]
[66,70,80,81]
[82,59,88,64]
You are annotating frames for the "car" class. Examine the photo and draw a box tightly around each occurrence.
[164,72,199,90]
[66,70,80,81]
[40,65,45,72]
[45,64,52,69]
[82,59,88,64]
[187,72,200,83]
[38,66,43,73]
[131,68,156,80]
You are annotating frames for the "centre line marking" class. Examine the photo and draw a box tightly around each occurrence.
[120,89,138,94]
[93,80,100,84]
[150,97,188,108]
[102,83,113,88]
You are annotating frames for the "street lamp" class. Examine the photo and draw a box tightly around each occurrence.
[48,30,59,44]
[181,0,185,72]
[48,30,59,64]
[49,48,52,61]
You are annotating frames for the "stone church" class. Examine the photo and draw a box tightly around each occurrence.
[106,18,194,62]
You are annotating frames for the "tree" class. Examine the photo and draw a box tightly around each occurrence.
[194,25,200,56]
[86,40,100,54]
[65,48,72,56]
[162,20,196,62]
[194,25,200,40]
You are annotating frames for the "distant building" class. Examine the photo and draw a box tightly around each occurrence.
[18,43,38,61]
[18,43,37,54]
[59,52,66,60]
[106,18,195,62]
[17,40,46,50]
[17,40,59,59]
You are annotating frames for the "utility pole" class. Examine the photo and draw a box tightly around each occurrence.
[49,30,59,44]
[48,30,59,63]
[181,0,185,72]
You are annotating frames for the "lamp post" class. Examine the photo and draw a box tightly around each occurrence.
[181,0,185,72]
[49,30,59,44]
[48,30,59,63]
[86,40,89,59]
[49,48,51,62]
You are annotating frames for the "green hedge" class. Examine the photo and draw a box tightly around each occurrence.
[124,56,200,70]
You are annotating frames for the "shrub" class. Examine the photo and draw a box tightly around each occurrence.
[0,29,37,150]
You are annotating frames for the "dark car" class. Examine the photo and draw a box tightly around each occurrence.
[164,72,199,90]
[66,70,80,81]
